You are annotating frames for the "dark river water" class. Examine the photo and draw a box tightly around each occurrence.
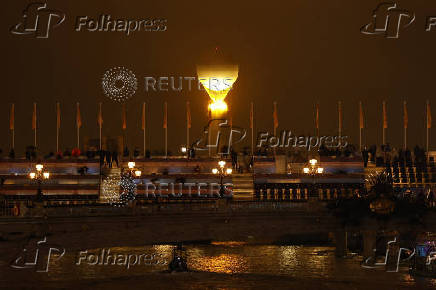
[1,242,436,289]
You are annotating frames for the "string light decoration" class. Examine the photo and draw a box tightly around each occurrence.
[102,66,138,102]
[101,175,122,206]
[119,173,137,204]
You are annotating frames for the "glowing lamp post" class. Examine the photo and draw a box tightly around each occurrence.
[29,163,50,201]
[303,159,324,176]
[212,160,233,197]
[303,159,324,200]
[127,161,142,177]
[180,145,190,158]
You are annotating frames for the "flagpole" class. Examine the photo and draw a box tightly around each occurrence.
[100,125,102,150]
[142,102,146,156]
[186,120,189,148]
[165,127,168,158]
[186,101,190,148]
[273,102,277,156]
[382,101,386,145]
[208,104,211,158]
[164,102,168,158]
[403,101,407,150]
[33,103,37,148]
[10,104,15,150]
[427,100,430,159]
[56,122,59,153]
[359,101,362,152]
[76,102,80,149]
[251,102,254,157]
[404,127,407,150]
[338,101,342,139]
[99,102,102,151]
[56,102,59,153]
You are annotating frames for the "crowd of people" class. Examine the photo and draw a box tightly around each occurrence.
[361,144,431,168]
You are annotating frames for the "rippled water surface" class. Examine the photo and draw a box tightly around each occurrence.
[1,242,436,289]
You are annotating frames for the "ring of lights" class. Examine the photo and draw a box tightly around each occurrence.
[102,66,138,103]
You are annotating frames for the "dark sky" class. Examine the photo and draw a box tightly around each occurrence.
[1,0,435,154]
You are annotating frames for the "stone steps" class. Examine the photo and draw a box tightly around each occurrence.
[232,173,254,200]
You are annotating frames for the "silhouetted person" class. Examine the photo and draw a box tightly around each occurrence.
[123,147,129,157]
[106,151,112,168]
[9,149,15,159]
[362,147,369,168]
[112,151,119,167]
[99,150,105,166]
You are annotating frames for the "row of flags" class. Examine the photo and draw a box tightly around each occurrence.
[7,100,432,133]
[311,101,432,130]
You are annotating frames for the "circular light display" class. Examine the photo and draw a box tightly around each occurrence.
[102,66,138,103]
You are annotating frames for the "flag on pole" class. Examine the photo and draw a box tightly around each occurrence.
[383,101,388,129]
[98,102,103,128]
[56,102,61,129]
[403,101,408,129]
[32,103,37,130]
[338,101,342,132]
[428,101,432,129]
[273,101,279,129]
[141,102,146,130]
[186,101,191,129]
[122,103,127,130]
[315,103,319,129]
[163,102,167,129]
[76,102,82,128]
[9,104,14,130]
[250,102,254,129]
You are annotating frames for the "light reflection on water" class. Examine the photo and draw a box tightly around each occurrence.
[3,243,436,288]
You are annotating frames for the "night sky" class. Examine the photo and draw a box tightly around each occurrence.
[1,0,435,154]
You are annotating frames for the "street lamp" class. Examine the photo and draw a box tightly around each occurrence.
[212,160,232,197]
[29,163,50,201]
[127,161,141,177]
[303,159,324,176]
[180,145,190,158]
[303,158,324,199]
